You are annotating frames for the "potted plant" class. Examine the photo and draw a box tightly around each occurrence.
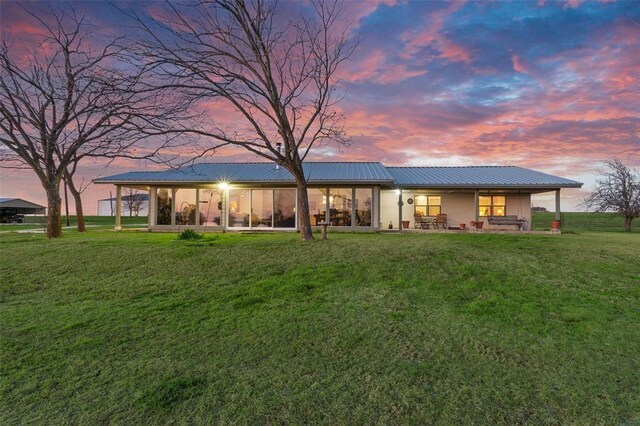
[402,220,410,229]
[551,220,561,230]
[471,220,483,229]
[459,223,466,230]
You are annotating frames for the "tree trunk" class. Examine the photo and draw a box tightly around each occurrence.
[63,179,70,226]
[45,183,63,238]
[292,169,314,241]
[624,216,632,232]
[71,190,85,232]
[65,173,86,232]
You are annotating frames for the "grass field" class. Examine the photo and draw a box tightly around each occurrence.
[3,212,636,233]
[532,212,638,232]
[0,215,147,232]
[1,230,639,423]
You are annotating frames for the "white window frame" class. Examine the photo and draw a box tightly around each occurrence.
[226,188,297,230]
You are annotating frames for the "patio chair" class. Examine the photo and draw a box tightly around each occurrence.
[413,213,431,229]
[433,213,448,230]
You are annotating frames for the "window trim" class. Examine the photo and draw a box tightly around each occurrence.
[479,195,507,217]
[227,188,297,230]
[414,194,442,217]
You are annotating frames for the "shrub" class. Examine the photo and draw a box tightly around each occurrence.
[177,229,203,240]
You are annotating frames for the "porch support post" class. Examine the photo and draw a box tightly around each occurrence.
[474,190,480,223]
[555,189,561,222]
[221,188,227,229]
[171,188,176,226]
[195,189,200,226]
[351,187,356,229]
[115,185,122,231]
[398,189,404,232]
[149,187,157,228]
[325,187,331,225]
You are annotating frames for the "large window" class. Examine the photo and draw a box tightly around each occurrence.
[199,189,222,226]
[252,190,273,228]
[355,188,372,227]
[479,195,506,217]
[308,189,328,226]
[227,188,297,228]
[156,188,172,225]
[274,189,296,228]
[175,189,197,225]
[330,188,352,226]
[414,195,441,217]
[228,189,251,227]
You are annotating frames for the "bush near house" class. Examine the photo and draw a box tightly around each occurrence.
[1,231,638,423]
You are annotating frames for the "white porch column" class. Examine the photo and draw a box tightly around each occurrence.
[221,188,227,229]
[397,189,404,232]
[325,187,331,225]
[474,190,480,223]
[195,189,200,226]
[555,189,561,222]
[149,187,157,227]
[171,188,176,226]
[373,186,380,229]
[115,185,122,231]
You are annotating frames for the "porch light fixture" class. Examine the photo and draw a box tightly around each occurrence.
[395,188,401,195]
[218,181,229,190]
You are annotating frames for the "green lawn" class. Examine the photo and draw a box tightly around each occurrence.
[1,231,639,424]
[532,211,637,233]
[0,215,147,232]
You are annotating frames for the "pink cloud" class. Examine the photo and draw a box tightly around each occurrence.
[564,0,582,10]
[512,55,530,74]
[341,49,428,84]
[399,1,471,63]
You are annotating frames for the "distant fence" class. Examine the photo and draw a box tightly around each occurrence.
[17,215,47,225]
[532,212,632,232]
[6,215,147,227]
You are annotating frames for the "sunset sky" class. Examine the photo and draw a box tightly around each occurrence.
[1,0,639,213]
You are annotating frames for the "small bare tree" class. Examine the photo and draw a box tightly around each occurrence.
[123,188,145,217]
[0,6,188,238]
[582,159,640,232]
[130,0,355,240]
[63,158,91,232]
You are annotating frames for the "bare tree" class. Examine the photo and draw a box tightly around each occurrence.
[123,188,145,217]
[129,0,356,240]
[0,6,188,238]
[62,157,91,232]
[582,159,640,232]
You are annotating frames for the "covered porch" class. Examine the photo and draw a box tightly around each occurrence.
[380,188,564,232]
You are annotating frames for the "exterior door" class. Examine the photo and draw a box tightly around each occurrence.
[251,190,273,228]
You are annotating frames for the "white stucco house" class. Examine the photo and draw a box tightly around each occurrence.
[94,162,582,232]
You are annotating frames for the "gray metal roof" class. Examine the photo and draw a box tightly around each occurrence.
[386,166,582,188]
[94,162,582,189]
[94,162,395,185]
[98,194,149,202]
[0,198,46,209]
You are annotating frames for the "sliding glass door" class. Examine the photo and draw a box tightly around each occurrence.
[228,189,251,228]
[252,190,273,228]
[227,188,296,229]
[274,189,296,228]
